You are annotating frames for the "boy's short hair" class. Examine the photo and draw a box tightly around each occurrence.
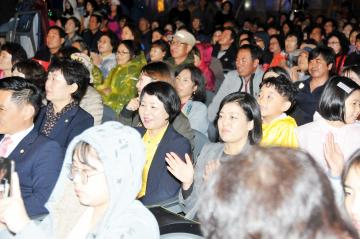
[260,75,296,106]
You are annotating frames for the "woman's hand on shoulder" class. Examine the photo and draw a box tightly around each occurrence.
[165,152,194,190]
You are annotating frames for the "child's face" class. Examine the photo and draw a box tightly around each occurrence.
[257,84,290,124]
[345,166,360,234]
[344,90,360,124]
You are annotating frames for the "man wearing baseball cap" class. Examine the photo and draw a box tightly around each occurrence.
[166,29,196,73]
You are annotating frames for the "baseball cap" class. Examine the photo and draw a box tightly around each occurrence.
[172,30,196,48]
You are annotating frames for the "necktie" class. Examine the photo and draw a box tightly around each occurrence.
[0,136,12,157]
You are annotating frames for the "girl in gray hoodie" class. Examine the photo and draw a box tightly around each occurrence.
[0,122,160,239]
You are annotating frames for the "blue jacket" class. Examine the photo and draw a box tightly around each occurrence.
[136,125,191,205]
[35,105,94,150]
[5,128,64,218]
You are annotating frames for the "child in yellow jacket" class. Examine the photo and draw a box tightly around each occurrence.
[257,75,298,147]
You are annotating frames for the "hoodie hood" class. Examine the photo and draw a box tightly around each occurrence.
[255,31,270,50]
[64,121,145,207]
[63,0,81,20]
[45,121,146,238]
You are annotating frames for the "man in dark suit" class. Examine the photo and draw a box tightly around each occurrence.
[0,77,63,218]
[212,27,237,73]
[82,13,104,53]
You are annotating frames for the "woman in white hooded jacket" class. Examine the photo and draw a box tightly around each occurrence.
[0,122,160,239]
[63,0,81,21]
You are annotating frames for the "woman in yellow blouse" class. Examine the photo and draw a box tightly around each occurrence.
[96,40,146,114]
[135,81,191,205]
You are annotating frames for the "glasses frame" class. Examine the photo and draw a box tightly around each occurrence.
[67,163,104,184]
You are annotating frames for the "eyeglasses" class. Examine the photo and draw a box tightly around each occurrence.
[116,51,130,55]
[170,41,186,46]
[67,164,104,184]
[328,41,340,45]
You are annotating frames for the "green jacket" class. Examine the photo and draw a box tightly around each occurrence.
[96,55,146,114]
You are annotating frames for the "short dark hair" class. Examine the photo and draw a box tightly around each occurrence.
[269,34,285,50]
[48,25,66,39]
[199,147,358,239]
[90,13,102,24]
[0,77,42,117]
[324,18,337,29]
[119,40,140,59]
[48,58,90,102]
[12,59,47,94]
[100,31,119,52]
[215,92,262,144]
[141,61,174,86]
[310,24,325,37]
[66,17,81,32]
[282,20,294,30]
[1,42,27,65]
[140,81,180,123]
[318,76,360,122]
[263,66,290,80]
[56,46,81,59]
[266,23,280,33]
[260,75,296,106]
[309,46,336,73]
[223,27,236,41]
[239,30,254,41]
[238,44,263,62]
[286,31,303,48]
[239,37,256,46]
[177,65,206,103]
[72,39,89,54]
[152,27,164,36]
[221,0,233,10]
[151,40,169,57]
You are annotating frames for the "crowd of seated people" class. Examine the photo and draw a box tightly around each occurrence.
[0,0,359,237]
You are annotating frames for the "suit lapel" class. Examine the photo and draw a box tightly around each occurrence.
[8,129,38,162]
[47,106,79,139]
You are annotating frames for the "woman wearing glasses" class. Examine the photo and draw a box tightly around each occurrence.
[326,31,349,75]
[0,122,160,238]
[96,40,146,114]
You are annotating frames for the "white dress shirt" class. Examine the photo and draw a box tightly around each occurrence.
[0,124,34,157]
